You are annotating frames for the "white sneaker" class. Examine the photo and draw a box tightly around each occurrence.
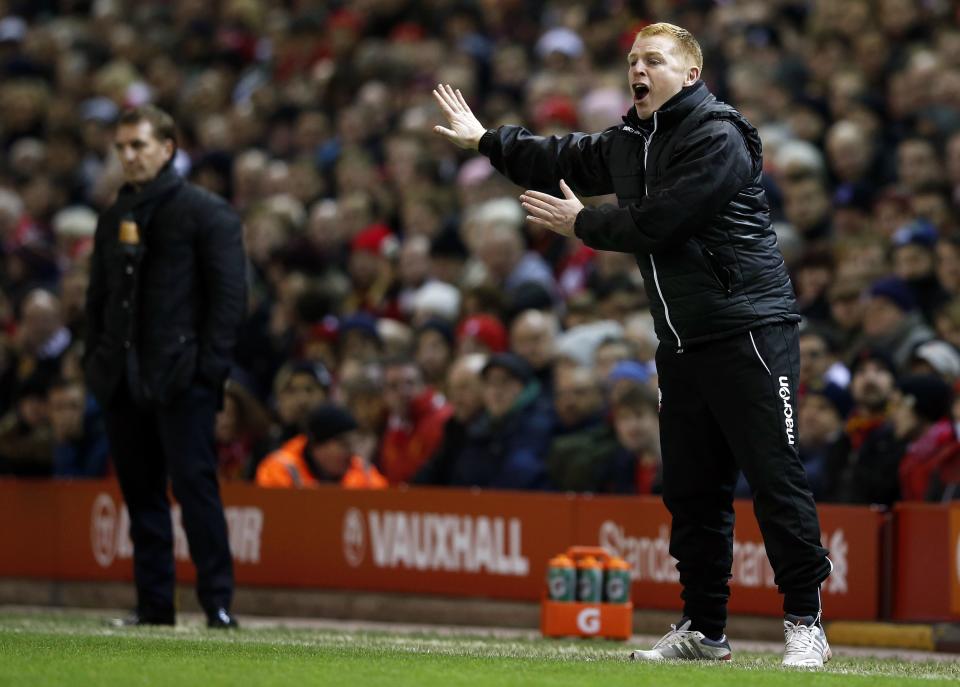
[629,619,732,661]
[782,614,832,667]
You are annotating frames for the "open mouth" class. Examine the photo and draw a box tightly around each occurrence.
[632,83,650,102]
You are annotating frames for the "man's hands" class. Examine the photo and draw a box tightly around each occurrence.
[432,84,486,150]
[433,83,584,236]
[520,180,584,237]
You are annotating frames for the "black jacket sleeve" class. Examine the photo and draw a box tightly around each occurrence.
[573,121,754,254]
[83,217,109,365]
[196,200,247,388]
[479,126,616,196]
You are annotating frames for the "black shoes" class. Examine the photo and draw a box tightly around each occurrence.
[206,607,239,629]
[108,611,175,627]
[109,608,238,629]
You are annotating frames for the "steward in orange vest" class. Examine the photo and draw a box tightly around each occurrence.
[255,404,386,489]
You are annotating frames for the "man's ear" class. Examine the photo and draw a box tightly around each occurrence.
[684,66,701,86]
[163,139,175,162]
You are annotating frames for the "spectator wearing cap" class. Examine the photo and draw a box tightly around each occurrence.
[861,277,934,370]
[823,348,898,503]
[890,219,950,323]
[546,365,622,492]
[52,205,97,264]
[532,95,579,136]
[429,229,469,288]
[411,281,461,327]
[344,223,401,319]
[433,353,553,489]
[831,183,874,237]
[607,359,653,401]
[909,339,960,383]
[456,313,508,356]
[509,309,558,396]
[414,319,455,388]
[799,384,854,500]
[256,361,331,464]
[413,354,487,485]
[378,357,452,484]
[338,312,383,364]
[535,27,585,69]
[255,403,386,489]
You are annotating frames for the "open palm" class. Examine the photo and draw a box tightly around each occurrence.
[432,84,486,150]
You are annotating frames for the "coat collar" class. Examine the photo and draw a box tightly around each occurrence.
[118,161,183,208]
[623,80,711,134]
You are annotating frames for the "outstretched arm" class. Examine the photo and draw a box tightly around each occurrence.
[432,83,614,196]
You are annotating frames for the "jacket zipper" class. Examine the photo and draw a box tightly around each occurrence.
[643,113,683,353]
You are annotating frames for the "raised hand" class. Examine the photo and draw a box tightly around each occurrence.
[432,84,486,150]
[520,179,584,238]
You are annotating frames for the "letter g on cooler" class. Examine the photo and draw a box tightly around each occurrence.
[342,507,366,567]
[576,608,601,635]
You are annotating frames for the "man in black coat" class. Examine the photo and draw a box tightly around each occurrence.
[84,105,245,628]
[434,23,832,667]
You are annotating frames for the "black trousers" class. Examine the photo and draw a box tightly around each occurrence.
[656,322,831,637]
[104,382,233,617]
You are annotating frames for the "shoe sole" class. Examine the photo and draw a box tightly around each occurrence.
[782,645,831,668]
[630,651,732,661]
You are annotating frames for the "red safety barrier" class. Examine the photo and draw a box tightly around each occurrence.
[0,479,934,620]
[893,502,960,622]
[572,496,884,620]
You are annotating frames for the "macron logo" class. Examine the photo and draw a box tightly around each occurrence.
[622,126,642,135]
[779,376,795,445]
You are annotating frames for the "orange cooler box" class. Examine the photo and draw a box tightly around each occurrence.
[540,546,633,640]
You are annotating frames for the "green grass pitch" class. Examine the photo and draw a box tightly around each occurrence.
[1,611,958,687]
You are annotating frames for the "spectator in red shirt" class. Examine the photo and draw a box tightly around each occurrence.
[378,357,452,484]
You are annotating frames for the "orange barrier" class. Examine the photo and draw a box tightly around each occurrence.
[572,496,884,620]
[0,479,926,620]
[893,503,960,622]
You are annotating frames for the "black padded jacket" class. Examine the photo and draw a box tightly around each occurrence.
[479,80,799,351]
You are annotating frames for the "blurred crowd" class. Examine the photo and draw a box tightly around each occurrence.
[3,0,960,503]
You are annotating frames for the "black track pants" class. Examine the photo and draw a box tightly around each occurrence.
[656,322,831,638]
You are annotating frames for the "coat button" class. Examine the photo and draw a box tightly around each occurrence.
[122,300,129,309]
[125,265,133,275]
[178,335,186,344]
[123,340,131,349]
